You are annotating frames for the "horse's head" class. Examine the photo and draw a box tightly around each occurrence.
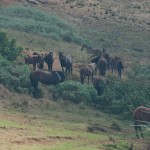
[59,51,63,57]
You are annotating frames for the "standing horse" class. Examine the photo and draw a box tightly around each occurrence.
[79,63,96,84]
[102,48,110,70]
[109,56,120,73]
[80,44,101,56]
[93,75,109,95]
[44,52,54,71]
[91,54,107,77]
[24,55,43,70]
[98,57,107,77]
[117,59,124,78]
[30,70,65,91]
[59,52,73,76]
[133,106,150,138]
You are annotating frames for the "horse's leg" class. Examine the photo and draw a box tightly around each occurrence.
[118,69,121,78]
[80,75,85,84]
[139,125,144,138]
[91,73,94,83]
[87,76,89,84]
[50,63,53,71]
[48,64,50,72]
[134,122,139,138]
[80,74,83,84]
[33,63,36,70]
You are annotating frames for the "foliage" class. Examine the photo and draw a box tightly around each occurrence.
[95,66,150,116]
[0,55,31,93]
[49,81,97,104]
[0,6,85,44]
[0,31,23,61]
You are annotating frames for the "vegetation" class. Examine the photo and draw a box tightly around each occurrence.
[0,55,31,93]
[0,31,22,61]
[0,6,85,44]
[0,30,150,117]
[0,1,149,149]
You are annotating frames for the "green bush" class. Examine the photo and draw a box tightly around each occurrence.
[0,55,31,93]
[0,31,23,61]
[49,81,97,104]
[95,66,150,116]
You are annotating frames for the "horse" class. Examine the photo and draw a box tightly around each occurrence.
[98,57,108,77]
[80,44,101,56]
[79,63,96,84]
[117,59,124,78]
[109,56,120,73]
[43,52,54,71]
[91,54,107,77]
[133,106,150,138]
[30,70,65,91]
[93,75,109,95]
[102,48,110,70]
[24,55,43,70]
[58,52,73,76]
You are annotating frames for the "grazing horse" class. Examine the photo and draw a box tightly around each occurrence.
[30,70,65,91]
[24,55,43,70]
[44,52,54,71]
[133,106,150,138]
[80,44,101,56]
[59,52,73,76]
[79,63,96,84]
[93,75,109,95]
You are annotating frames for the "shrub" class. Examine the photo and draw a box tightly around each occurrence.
[95,66,150,117]
[49,81,97,104]
[0,31,23,61]
[0,55,31,93]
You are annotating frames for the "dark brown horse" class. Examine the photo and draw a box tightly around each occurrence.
[98,57,107,77]
[80,44,101,56]
[30,70,65,91]
[93,75,109,95]
[117,59,124,78]
[79,63,96,84]
[43,52,54,71]
[25,55,43,70]
[91,55,107,76]
[59,52,73,76]
[109,56,120,73]
[133,106,150,138]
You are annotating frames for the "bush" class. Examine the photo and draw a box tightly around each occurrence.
[49,81,97,104]
[0,55,31,93]
[95,67,150,116]
[0,31,23,61]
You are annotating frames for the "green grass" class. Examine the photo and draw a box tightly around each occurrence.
[0,87,149,150]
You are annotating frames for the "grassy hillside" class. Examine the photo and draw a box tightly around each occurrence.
[0,85,149,150]
[0,0,150,149]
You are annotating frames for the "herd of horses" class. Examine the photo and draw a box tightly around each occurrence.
[24,45,149,139]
